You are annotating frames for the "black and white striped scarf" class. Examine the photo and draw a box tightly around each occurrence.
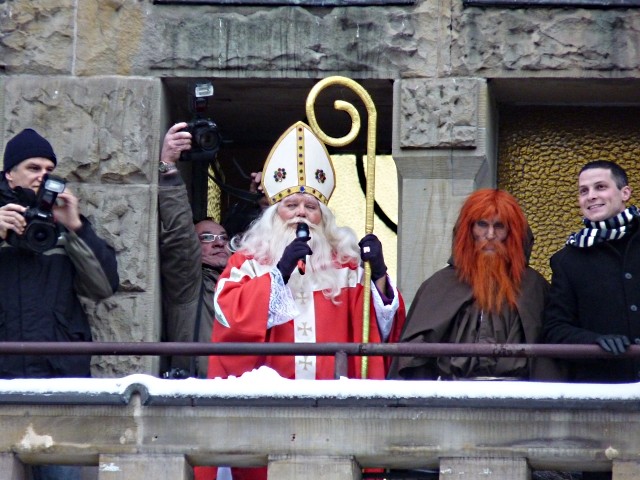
[567,205,640,248]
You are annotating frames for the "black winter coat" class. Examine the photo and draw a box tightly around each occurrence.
[543,226,640,383]
[0,179,119,379]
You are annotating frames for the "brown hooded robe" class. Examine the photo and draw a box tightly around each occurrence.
[388,264,564,381]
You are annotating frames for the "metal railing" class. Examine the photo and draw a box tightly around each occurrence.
[1,342,638,378]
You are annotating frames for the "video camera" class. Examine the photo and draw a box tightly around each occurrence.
[7,173,66,253]
[180,81,222,162]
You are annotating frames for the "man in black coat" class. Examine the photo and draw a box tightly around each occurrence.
[0,128,119,480]
[0,128,119,378]
[543,160,640,479]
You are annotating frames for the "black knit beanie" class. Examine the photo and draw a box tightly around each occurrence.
[3,128,57,173]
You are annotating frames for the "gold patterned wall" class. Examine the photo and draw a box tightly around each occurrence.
[329,154,398,284]
[498,106,640,280]
[206,172,222,222]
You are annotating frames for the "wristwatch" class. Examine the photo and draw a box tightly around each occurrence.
[159,161,178,174]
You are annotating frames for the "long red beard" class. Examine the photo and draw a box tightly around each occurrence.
[468,240,520,313]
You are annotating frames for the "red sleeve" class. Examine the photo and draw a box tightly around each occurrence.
[208,253,273,378]
[345,279,406,379]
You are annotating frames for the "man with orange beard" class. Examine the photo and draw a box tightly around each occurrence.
[388,189,561,381]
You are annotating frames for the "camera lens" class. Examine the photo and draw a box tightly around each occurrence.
[24,221,59,253]
[33,230,48,242]
[193,123,221,152]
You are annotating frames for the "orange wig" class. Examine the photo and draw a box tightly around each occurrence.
[452,189,529,311]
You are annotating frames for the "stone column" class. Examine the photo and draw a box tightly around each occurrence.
[613,460,640,479]
[1,75,163,377]
[392,78,492,305]
[0,453,26,480]
[98,454,192,480]
[268,455,362,480]
[439,457,530,480]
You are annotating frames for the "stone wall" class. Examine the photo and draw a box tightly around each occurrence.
[1,0,639,374]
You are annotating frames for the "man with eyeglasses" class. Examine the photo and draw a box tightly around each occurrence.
[195,227,230,271]
[158,123,231,378]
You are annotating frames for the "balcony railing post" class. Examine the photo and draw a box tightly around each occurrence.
[98,454,192,480]
[268,455,362,480]
[440,457,530,480]
[613,460,640,479]
[334,350,349,378]
[0,453,26,480]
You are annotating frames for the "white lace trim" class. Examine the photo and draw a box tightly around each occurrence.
[267,267,300,328]
[371,276,399,341]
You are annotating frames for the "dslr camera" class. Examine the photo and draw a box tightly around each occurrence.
[183,118,221,156]
[7,173,66,253]
[180,81,222,162]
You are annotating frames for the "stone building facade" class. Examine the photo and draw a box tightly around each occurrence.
[1,0,639,376]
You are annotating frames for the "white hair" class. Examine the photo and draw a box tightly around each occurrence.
[231,200,361,303]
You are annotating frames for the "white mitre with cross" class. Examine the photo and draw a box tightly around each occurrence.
[261,121,336,206]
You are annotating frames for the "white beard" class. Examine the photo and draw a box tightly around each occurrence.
[236,202,361,303]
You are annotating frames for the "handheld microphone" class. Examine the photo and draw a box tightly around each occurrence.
[296,223,310,275]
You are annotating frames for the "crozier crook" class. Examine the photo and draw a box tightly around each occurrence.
[305,76,378,379]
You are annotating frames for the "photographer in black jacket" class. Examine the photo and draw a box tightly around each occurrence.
[0,128,119,479]
[0,128,119,379]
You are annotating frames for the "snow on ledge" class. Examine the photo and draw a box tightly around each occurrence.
[0,367,639,401]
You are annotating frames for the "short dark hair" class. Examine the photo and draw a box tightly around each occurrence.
[580,160,628,190]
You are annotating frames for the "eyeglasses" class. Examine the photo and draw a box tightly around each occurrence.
[199,233,229,243]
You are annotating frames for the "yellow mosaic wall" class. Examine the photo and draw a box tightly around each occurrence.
[328,154,398,284]
[498,106,640,280]
[206,171,222,222]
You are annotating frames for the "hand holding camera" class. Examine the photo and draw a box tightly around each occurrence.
[53,188,82,233]
[5,173,68,253]
[177,81,222,163]
[0,203,27,240]
[161,122,192,165]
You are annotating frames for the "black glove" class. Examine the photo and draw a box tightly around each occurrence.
[276,237,312,284]
[596,334,631,355]
[358,233,387,281]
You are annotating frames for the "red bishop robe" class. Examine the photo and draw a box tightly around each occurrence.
[195,252,405,480]
[208,252,406,380]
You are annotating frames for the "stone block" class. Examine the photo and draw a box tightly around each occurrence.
[399,78,480,149]
[268,455,361,480]
[440,457,530,480]
[450,5,640,76]
[74,1,436,78]
[1,76,161,184]
[0,1,75,75]
[98,454,192,480]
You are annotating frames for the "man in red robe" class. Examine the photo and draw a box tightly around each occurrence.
[210,122,405,379]
[195,122,405,480]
